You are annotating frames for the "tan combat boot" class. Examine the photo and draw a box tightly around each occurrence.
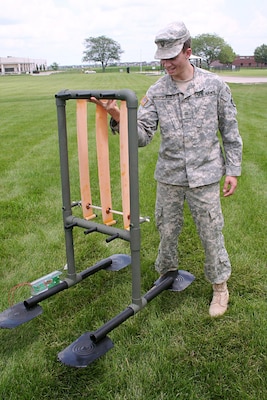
[209,282,229,317]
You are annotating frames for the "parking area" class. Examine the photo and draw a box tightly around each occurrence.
[222,76,267,84]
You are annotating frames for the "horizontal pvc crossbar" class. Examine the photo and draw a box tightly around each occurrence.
[56,89,138,109]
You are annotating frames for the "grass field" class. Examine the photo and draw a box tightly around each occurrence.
[213,68,267,77]
[0,71,266,399]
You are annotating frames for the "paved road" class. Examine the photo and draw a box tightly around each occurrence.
[221,76,267,84]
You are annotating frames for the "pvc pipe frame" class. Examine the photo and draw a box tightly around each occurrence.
[55,89,144,309]
[24,258,113,309]
[90,275,174,343]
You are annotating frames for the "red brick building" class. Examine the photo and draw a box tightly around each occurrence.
[232,56,266,68]
[210,55,267,69]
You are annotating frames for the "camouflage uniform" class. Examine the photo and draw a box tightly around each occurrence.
[137,66,242,283]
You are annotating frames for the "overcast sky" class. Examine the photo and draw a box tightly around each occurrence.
[1,0,267,66]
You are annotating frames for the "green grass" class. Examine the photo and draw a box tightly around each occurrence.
[0,72,266,399]
[215,68,267,77]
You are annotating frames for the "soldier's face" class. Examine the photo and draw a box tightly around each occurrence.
[161,48,192,77]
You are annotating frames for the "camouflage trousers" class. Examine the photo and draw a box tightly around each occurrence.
[154,181,231,284]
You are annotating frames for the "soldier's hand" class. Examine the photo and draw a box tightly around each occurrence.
[223,176,237,197]
[89,97,120,122]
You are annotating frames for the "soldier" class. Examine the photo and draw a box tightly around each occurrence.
[90,21,243,317]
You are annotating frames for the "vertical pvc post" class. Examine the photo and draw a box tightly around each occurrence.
[56,97,76,279]
[126,95,142,307]
[119,101,130,229]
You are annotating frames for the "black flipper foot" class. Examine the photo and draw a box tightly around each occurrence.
[154,270,195,292]
[105,254,131,271]
[58,332,114,367]
[0,302,43,329]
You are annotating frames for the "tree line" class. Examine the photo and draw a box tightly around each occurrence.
[82,34,267,72]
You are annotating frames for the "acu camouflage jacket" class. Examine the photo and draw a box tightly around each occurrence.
[137,66,243,187]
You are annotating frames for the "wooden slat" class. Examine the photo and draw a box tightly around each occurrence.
[76,100,95,220]
[95,104,116,226]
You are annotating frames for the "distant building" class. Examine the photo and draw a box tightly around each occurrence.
[232,55,266,68]
[0,56,47,75]
[210,55,266,69]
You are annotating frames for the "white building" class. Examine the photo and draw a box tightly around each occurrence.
[189,55,206,68]
[0,56,47,75]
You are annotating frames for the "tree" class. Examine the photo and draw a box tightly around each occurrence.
[83,35,123,72]
[192,34,234,67]
[254,44,267,66]
[50,62,59,71]
[218,45,236,65]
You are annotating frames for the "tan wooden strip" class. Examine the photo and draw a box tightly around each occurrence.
[76,100,95,220]
[95,104,116,226]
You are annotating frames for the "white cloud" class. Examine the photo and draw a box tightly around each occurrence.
[0,0,266,65]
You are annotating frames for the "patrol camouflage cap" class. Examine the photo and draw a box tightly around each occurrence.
[154,21,191,59]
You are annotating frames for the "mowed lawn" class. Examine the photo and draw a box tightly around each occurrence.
[0,71,266,400]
